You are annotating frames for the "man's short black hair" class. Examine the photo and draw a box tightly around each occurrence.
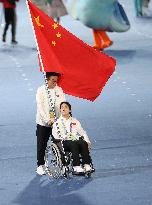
[46,72,60,80]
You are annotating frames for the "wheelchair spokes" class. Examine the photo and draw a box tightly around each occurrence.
[45,144,62,179]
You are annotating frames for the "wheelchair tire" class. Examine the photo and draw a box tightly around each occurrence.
[45,143,62,179]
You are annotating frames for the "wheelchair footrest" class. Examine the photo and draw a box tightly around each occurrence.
[72,171,85,176]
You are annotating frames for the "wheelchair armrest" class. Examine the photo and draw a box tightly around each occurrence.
[51,136,61,143]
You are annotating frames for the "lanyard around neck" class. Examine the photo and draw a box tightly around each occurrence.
[45,86,57,110]
[48,89,57,108]
[61,118,72,136]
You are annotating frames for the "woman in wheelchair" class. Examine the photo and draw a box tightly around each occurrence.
[52,101,93,175]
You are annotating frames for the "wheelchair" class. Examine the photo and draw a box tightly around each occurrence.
[45,138,95,179]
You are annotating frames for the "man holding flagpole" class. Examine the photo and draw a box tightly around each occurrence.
[36,72,66,175]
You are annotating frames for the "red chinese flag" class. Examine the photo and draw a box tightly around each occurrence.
[27,0,116,101]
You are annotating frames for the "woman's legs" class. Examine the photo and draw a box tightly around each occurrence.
[62,140,93,173]
[63,140,80,166]
[77,140,92,165]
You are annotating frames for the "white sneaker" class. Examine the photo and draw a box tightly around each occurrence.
[36,165,46,175]
[73,166,84,173]
[84,164,92,172]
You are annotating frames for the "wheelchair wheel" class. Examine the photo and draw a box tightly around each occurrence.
[85,165,95,178]
[45,143,62,179]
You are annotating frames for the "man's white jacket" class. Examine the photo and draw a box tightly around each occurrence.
[36,85,66,126]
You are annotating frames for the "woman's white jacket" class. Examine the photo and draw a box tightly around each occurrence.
[52,116,91,143]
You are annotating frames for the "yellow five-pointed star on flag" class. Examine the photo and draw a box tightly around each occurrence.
[52,23,58,29]
[56,32,62,38]
[34,16,44,28]
[52,41,56,46]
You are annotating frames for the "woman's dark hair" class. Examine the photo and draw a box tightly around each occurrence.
[46,72,61,80]
[60,102,72,117]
